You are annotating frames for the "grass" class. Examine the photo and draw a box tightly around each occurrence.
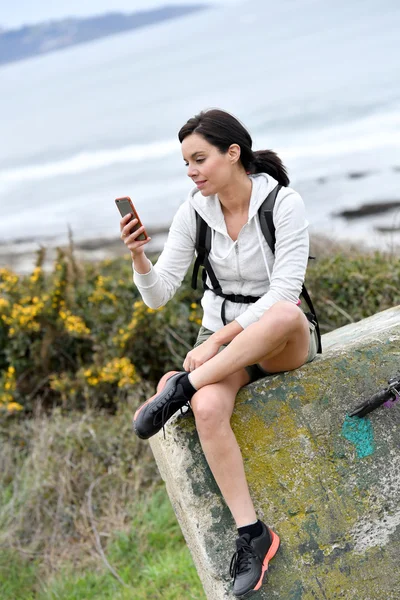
[0,550,37,600]
[0,485,205,600]
[39,489,205,600]
[0,401,206,599]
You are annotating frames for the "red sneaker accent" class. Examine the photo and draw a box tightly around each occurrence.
[253,529,280,591]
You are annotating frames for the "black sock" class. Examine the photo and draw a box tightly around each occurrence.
[180,373,197,398]
[238,519,263,540]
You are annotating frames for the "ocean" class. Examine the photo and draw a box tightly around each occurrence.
[1,0,400,270]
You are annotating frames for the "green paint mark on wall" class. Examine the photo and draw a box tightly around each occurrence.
[341,415,375,458]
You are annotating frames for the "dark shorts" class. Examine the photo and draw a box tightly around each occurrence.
[193,321,318,383]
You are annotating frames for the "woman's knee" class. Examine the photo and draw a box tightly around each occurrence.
[262,300,306,333]
[191,387,232,436]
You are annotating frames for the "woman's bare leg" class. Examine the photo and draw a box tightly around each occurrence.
[191,369,257,527]
[191,301,310,390]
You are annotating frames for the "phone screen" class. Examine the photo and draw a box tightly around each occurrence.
[116,198,146,241]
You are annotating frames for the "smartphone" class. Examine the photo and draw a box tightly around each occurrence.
[115,196,148,241]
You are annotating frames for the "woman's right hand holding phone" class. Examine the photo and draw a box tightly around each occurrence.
[120,214,152,268]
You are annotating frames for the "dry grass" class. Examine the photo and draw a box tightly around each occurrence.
[0,383,160,576]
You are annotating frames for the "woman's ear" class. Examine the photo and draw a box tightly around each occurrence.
[228,143,241,164]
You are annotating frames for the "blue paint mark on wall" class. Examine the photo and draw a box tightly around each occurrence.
[342,415,375,458]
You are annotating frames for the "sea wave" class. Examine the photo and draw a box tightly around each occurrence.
[281,110,400,159]
[1,110,399,185]
[0,139,179,184]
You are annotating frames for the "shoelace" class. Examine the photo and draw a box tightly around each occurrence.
[149,380,191,438]
[148,385,177,418]
[229,538,258,578]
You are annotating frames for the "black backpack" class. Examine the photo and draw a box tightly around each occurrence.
[191,184,322,354]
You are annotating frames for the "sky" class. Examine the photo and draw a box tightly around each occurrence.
[1,0,239,30]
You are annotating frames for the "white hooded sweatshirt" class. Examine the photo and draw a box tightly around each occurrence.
[133,173,309,332]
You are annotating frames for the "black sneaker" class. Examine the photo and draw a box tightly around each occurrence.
[229,522,280,597]
[133,371,193,439]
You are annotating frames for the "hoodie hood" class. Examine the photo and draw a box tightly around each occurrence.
[188,173,279,234]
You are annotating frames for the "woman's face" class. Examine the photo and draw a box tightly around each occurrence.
[181,133,240,196]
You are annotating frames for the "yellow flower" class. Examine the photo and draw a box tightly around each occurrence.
[0,268,19,291]
[88,289,117,304]
[128,318,138,330]
[8,301,43,332]
[30,267,42,283]
[60,310,90,336]
[0,298,9,310]
[190,303,198,309]
[7,402,23,412]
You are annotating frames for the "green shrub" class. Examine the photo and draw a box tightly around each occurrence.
[1,241,400,414]
[306,250,400,331]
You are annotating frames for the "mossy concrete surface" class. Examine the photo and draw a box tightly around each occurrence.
[149,306,400,599]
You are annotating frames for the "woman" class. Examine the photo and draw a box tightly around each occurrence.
[120,109,319,597]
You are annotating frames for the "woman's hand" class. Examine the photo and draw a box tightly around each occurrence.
[183,338,221,372]
[120,214,151,259]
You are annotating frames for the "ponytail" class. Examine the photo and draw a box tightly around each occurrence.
[248,150,290,187]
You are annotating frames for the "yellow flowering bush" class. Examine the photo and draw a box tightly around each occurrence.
[0,268,19,292]
[0,366,23,412]
[189,302,202,326]
[84,357,137,388]
[1,240,400,415]
[0,248,201,413]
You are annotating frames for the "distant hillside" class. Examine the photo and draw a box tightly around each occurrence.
[0,4,209,66]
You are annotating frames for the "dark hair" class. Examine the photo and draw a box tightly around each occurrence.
[178,109,289,186]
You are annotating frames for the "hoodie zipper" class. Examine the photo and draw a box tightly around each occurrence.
[234,242,243,293]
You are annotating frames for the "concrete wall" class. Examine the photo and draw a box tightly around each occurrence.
[150,306,400,599]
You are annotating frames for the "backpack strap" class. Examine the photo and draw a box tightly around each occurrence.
[300,284,323,354]
[258,184,282,254]
[192,212,224,295]
[191,212,211,290]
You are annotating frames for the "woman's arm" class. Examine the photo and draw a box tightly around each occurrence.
[183,319,244,371]
[132,201,197,309]
[132,252,153,275]
[235,189,309,330]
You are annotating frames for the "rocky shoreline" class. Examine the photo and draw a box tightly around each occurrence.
[0,226,170,274]
[2,190,400,274]
[333,200,400,222]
